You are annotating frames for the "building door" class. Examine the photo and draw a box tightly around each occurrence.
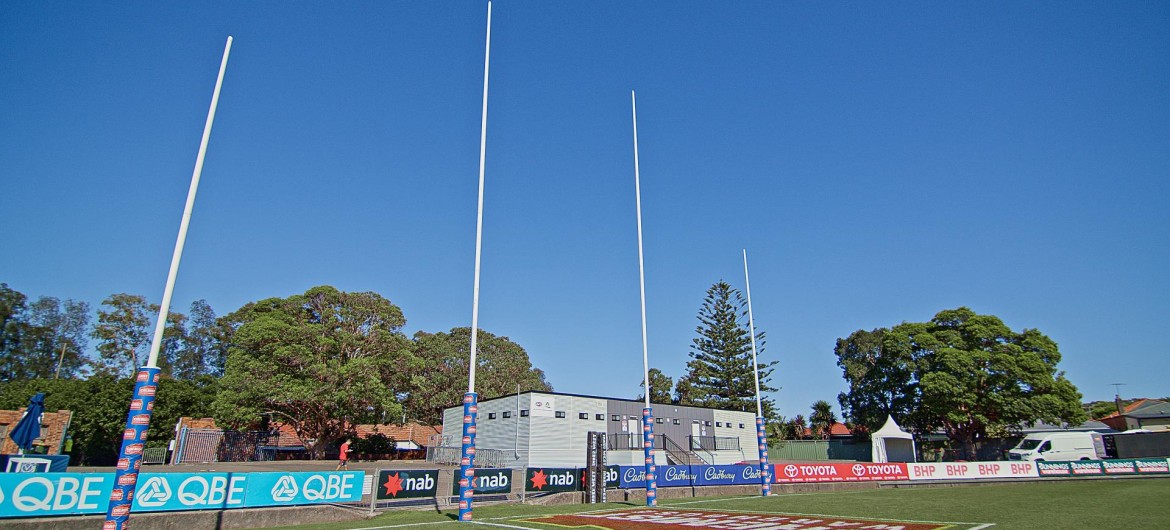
[691,421,701,450]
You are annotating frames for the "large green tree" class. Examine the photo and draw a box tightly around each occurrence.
[835,307,1086,459]
[0,288,91,380]
[679,281,777,416]
[637,367,674,404]
[404,327,552,424]
[175,299,221,379]
[212,286,409,457]
[834,327,918,435]
[92,293,152,377]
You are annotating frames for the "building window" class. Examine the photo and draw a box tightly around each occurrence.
[673,419,681,425]
[716,422,723,427]
[596,414,605,420]
[520,410,529,417]
[656,418,663,424]
[612,415,620,421]
[704,421,712,426]
[502,411,511,418]
[579,412,589,420]
[555,411,566,418]
[739,423,745,429]
[488,413,496,420]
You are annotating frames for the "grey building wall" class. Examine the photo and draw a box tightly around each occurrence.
[441,392,759,467]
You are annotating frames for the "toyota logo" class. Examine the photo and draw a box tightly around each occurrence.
[784,464,798,478]
[852,464,866,476]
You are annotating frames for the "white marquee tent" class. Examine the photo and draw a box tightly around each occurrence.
[871,415,916,463]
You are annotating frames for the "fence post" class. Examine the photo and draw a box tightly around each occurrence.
[174,426,187,465]
[369,468,379,516]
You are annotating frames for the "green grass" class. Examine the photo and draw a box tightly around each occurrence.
[270,478,1170,530]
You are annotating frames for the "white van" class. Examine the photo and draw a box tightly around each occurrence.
[1008,432,1102,461]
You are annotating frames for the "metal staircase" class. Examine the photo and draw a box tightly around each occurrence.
[662,434,708,465]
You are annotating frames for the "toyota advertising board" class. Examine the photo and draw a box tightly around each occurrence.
[774,463,909,483]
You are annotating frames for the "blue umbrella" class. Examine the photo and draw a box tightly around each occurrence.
[9,392,45,454]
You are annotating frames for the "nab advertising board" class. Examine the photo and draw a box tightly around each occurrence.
[0,471,363,518]
[451,468,512,496]
[376,470,438,500]
[526,468,579,492]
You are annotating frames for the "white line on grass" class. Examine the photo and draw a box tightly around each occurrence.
[651,504,994,529]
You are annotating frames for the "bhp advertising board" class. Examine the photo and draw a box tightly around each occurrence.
[908,462,1039,480]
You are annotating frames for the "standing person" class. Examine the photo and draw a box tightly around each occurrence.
[336,438,352,471]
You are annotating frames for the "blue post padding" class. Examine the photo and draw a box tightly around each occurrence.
[642,407,657,506]
[103,367,162,529]
[757,416,771,496]
[457,392,478,522]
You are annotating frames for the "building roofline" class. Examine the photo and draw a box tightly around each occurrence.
[455,390,760,414]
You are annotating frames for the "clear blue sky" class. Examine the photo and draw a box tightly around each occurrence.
[2,2,1167,419]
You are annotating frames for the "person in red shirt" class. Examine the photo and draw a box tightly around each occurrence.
[336,438,352,471]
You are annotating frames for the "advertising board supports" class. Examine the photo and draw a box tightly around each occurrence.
[104,367,161,529]
[457,392,478,521]
[756,416,770,495]
[642,407,657,507]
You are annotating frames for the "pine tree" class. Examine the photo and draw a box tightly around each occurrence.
[682,281,778,415]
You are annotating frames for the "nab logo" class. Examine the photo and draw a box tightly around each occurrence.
[784,464,799,478]
[137,477,173,507]
[271,475,299,502]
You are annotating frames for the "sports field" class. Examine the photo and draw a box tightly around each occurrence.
[271,478,1168,529]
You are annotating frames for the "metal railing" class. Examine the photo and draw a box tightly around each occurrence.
[425,445,510,468]
[663,435,707,465]
[173,427,306,464]
[607,433,665,451]
[689,435,741,452]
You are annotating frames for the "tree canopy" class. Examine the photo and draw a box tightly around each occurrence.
[212,286,410,457]
[677,281,777,416]
[835,307,1086,459]
[637,367,674,405]
[404,327,552,424]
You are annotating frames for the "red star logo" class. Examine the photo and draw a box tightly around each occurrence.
[531,469,548,490]
[383,472,404,497]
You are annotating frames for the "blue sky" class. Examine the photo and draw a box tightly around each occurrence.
[2,2,1167,419]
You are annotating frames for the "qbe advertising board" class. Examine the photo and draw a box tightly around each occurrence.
[0,471,364,518]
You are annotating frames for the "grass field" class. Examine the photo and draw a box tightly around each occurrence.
[267,478,1169,530]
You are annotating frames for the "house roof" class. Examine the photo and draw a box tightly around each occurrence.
[1099,399,1166,420]
[354,422,440,446]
